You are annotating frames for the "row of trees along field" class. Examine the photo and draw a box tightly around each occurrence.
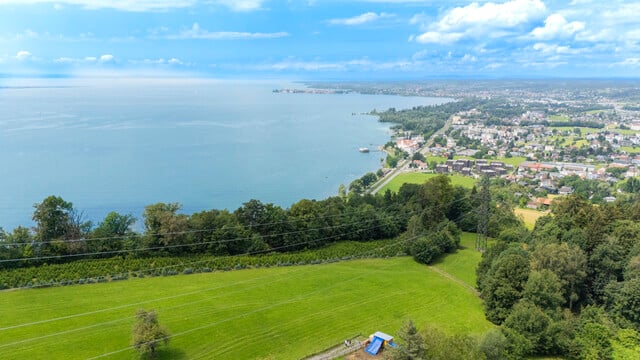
[0,176,525,290]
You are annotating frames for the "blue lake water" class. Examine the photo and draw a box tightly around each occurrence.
[0,78,446,230]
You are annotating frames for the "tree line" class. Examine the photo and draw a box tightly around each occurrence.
[0,176,510,272]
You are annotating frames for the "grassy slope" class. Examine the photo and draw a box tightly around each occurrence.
[432,232,482,287]
[379,173,476,193]
[0,257,492,360]
[514,208,549,230]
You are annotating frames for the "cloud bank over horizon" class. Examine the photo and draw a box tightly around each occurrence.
[0,0,639,78]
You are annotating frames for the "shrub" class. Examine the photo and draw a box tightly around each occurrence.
[411,238,440,265]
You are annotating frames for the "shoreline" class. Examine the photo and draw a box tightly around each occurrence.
[0,81,448,231]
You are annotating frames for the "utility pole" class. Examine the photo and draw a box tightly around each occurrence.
[476,176,490,252]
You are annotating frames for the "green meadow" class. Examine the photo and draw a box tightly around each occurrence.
[620,146,640,153]
[0,255,492,359]
[379,172,477,193]
[432,232,483,287]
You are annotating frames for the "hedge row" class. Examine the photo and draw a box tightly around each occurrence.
[0,239,405,290]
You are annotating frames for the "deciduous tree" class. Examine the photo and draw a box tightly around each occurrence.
[131,309,170,357]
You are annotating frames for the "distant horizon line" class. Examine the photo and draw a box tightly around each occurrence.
[2,73,640,82]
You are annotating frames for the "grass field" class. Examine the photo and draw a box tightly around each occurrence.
[492,156,527,167]
[379,172,477,193]
[549,126,602,135]
[432,232,482,287]
[549,114,570,122]
[427,155,448,165]
[620,146,640,153]
[514,208,549,230]
[0,256,492,359]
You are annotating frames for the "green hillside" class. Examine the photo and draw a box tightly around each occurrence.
[379,173,476,193]
[0,256,491,359]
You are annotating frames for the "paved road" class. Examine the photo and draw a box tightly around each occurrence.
[368,115,455,195]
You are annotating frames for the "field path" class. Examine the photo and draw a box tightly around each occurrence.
[303,338,364,360]
[427,266,480,297]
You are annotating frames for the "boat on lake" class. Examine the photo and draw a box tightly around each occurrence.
[359,147,370,153]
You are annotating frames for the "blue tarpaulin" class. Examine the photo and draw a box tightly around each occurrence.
[365,336,384,355]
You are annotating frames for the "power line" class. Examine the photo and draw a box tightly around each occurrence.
[0,194,471,263]
[0,217,400,292]
[1,199,411,247]
[0,196,477,357]
[0,237,409,353]
[0,216,385,263]
[3,211,477,358]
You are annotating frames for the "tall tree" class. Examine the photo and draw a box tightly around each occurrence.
[142,203,189,254]
[32,195,89,255]
[530,243,587,311]
[386,319,426,360]
[482,248,530,324]
[32,195,75,241]
[89,212,137,254]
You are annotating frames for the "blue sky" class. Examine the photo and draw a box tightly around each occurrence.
[0,0,639,79]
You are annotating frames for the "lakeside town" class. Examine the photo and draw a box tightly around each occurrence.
[333,81,640,209]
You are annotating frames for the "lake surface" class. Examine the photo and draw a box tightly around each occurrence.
[0,78,446,230]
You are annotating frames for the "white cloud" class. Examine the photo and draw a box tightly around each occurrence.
[168,57,182,65]
[99,54,114,62]
[570,0,593,4]
[328,12,392,26]
[0,0,266,12]
[602,3,640,25]
[575,28,615,43]
[250,57,426,72]
[415,31,463,44]
[530,14,585,40]
[461,54,477,62]
[411,49,429,60]
[413,0,547,44]
[484,63,504,69]
[532,43,583,55]
[615,58,640,66]
[213,0,264,12]
[15,50,32,60]
[436,0,546,32]
[167,23,288,40]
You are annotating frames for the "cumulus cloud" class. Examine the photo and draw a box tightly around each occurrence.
[15,50,32,60]
[328,12,392,26]
[414,0,547,44]
[167,23,289,40]
[436,0,546,31]
[530,14,585,40]
[99,54,114,62]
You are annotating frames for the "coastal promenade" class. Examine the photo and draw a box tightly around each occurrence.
[368,115,454,194]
